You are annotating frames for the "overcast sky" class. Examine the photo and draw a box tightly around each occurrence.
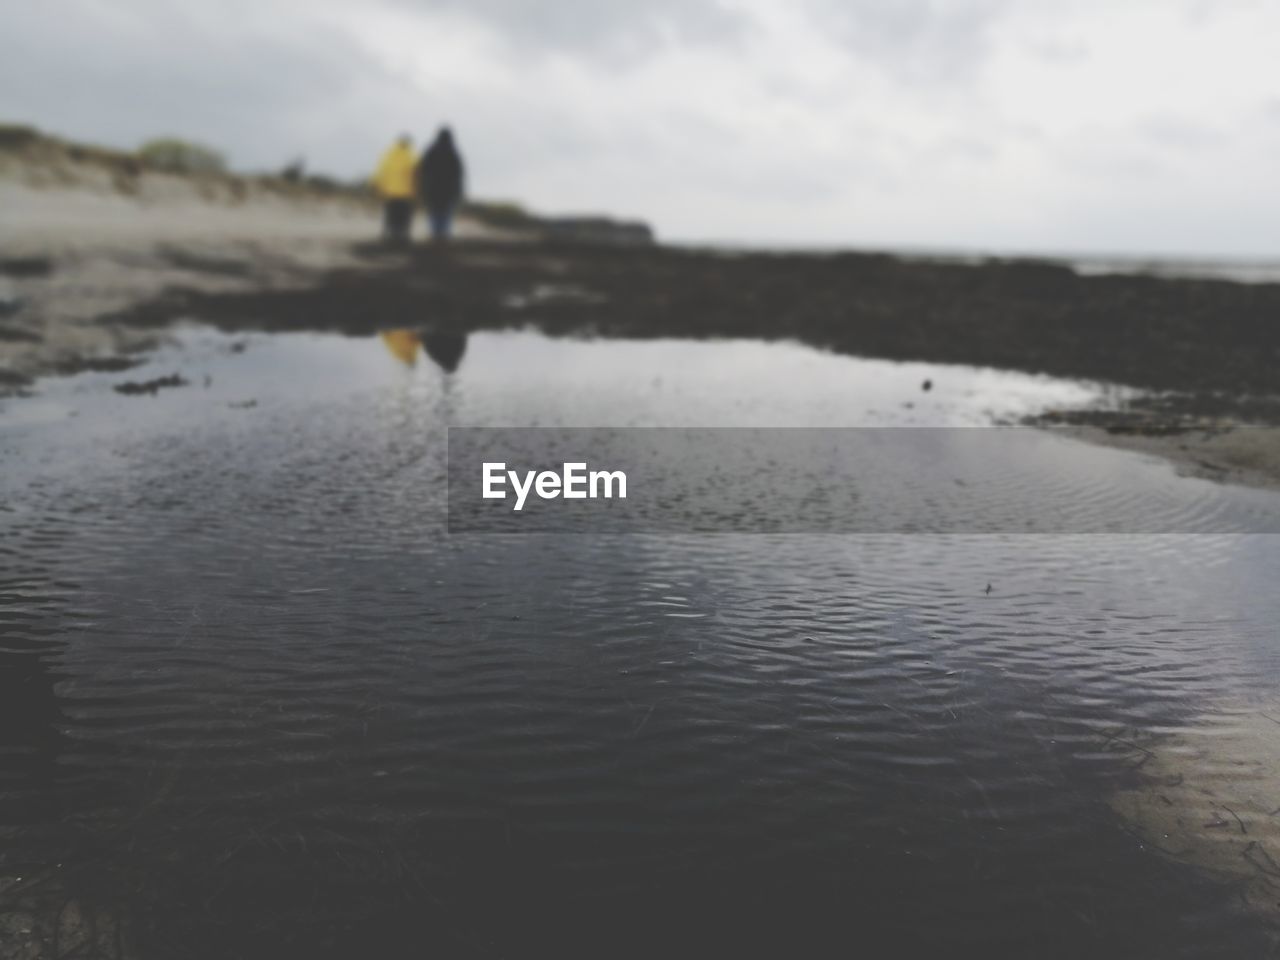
[4,0,1279,256]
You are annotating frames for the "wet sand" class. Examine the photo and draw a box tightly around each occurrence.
[1040,423,1280,492]
[1110,703,1280,920]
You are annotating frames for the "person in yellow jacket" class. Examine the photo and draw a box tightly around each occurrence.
[373,135,417,244]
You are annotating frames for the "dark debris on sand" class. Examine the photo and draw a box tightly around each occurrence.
[113,374,188,397]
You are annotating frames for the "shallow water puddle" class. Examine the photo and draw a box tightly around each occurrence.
[2,324,1122,432]
[2,327,1280,957]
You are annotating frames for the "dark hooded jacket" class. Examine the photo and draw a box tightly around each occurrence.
[417,130,465,213]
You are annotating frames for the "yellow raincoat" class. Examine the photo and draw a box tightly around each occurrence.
[373,142,417,200]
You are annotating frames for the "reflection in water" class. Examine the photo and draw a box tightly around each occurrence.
[379,329,421,367]
[378,329,468,374]
[422,330,467,374]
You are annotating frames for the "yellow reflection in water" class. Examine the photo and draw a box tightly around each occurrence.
[379,329,421,367]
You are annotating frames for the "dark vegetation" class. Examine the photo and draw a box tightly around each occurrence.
[0,125,369,201]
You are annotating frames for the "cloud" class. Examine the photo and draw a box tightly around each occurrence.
[797,0,1008,85]
[1135,115,1227,151]
[0,0,411,168]
[384,0,745,64]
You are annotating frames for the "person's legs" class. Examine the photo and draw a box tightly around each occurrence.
[387,200,412,244]
[427,204,455,241]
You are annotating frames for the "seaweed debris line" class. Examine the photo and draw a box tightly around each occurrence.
[113,374,188,396]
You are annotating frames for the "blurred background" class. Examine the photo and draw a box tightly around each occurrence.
[3,0,1279,256]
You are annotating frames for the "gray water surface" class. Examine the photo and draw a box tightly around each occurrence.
[3,329,1279,958]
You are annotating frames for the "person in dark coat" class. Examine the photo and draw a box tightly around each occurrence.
[417,127,465,240]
